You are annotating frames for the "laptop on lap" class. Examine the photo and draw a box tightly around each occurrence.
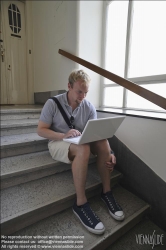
[63,116,125,145]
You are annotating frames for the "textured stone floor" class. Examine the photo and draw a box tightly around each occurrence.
[106,217,166,250]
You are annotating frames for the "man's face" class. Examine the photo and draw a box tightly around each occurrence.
[68,80,89,105]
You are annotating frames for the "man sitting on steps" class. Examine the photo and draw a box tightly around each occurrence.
[37,69,124,235]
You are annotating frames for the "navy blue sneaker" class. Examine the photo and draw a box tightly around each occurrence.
[101,190,125,221]
[73,202,105,234]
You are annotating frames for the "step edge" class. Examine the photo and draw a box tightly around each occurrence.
[1,123,38,129]
[0,109,42,114]
[1,157,96,179]
[87,204,150,250]
[1,138,48,149]
[1,173,121,224]
[0,162,62,179]
[0,159,98,189]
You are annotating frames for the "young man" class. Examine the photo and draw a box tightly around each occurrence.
[37,69,124,235]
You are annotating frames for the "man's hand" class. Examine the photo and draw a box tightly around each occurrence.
[105,154,116,172]
[64,129,81,138]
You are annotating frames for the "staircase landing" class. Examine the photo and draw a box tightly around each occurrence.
[1,105,43,110]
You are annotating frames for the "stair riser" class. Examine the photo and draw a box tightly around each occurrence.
[1,126,37,136]
[1,113,40,121]
[1,142,48,158]
[1,176,120,235]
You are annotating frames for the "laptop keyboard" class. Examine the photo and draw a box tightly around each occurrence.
[68,135,81,142]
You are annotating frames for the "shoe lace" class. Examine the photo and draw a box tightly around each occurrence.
[81,203,100,225]
[105,192,122,211]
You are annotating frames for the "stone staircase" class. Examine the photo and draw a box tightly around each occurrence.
[0,106,153,249]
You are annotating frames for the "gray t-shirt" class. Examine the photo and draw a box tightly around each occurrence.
[39,92,97,133]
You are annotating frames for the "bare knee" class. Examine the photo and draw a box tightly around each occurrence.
[77,144,91,157]
[95,139,108,147]
[91,139,110,155]
[69,143,90,161]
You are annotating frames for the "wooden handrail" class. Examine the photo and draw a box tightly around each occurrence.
[59,49,166,110]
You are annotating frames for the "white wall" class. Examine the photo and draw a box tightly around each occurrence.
[32,0,103,108]
[98,112,166,182]
[78,1,103,108]
[116,117,166,182]
[32,1,79,92]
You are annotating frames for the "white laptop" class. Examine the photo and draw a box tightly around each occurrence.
[63,116,125,145]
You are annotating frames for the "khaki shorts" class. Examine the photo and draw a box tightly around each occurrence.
[48,140,96,164]
[48,140,72,164]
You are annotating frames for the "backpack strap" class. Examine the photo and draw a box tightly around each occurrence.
[49,97,75,129]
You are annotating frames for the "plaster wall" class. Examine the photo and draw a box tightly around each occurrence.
[97,112,166,182]
[32,1,103,107]
[32,1,78,93]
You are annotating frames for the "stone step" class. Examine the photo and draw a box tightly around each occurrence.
[7,185,150,250]
[0,106,42,121]
[0,133,48,158]
[1,151,96,189]
[1,119,39,136]
[106,217,166,250]
[1,166,122,235]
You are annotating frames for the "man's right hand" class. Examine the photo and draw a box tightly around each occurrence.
[64,129,81,138]
[37,121,81,141]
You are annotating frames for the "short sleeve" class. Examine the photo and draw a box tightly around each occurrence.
[89,103,97,120]
[39,99,55,125]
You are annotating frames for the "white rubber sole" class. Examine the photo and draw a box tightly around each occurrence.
[73,209,105,235]
[101,198,125,221]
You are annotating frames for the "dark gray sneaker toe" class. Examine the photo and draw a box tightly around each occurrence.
[73,202,105,234]
[101,190,125,221]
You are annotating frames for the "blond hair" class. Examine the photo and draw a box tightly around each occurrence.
[68,69,91,87]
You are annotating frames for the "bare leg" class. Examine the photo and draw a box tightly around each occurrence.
[90,139,112,193]
[69,143,90,206]
[91,140,124,221]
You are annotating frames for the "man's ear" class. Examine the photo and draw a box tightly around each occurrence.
[68,82,72,90]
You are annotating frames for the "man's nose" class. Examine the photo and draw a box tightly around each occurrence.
[81,92,86,98]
